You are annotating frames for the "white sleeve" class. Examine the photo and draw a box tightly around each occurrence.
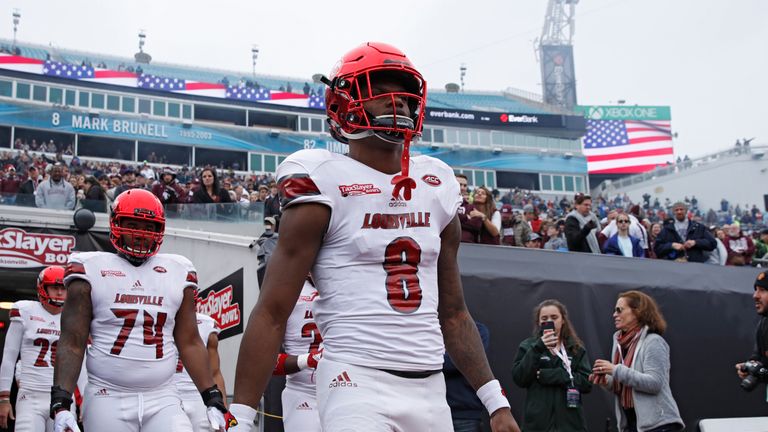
[0,320,23,392]
[601,221,617,237]
[64,253,91,286]
[491,210,502,233]
[276,150,333,210]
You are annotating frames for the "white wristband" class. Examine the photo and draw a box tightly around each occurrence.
[229,403,257,425]
[296,353,309,370]
[476,379,510,415]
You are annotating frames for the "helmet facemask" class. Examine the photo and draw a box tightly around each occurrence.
[110,215,164,263]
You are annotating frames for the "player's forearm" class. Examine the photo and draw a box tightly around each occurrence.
[442,310,495,390]
[233,307,286,408]
[179,342,215,392]
[54,337,86,393]
[0,322,22,392]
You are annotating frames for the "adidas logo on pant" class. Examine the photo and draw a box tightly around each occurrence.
[328,371,358,388]
[296,402,313,410]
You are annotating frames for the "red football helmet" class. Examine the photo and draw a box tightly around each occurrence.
[325,42,426,145]
[323,42,426,200]
[37,266,66,308]
[110,188,165,261]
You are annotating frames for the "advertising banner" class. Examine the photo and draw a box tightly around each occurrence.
[540,45,578,108]
[196,268,244,340]
[425,107,567,129]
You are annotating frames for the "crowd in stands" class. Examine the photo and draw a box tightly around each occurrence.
[0,150,278,219]
[456,173,768,267]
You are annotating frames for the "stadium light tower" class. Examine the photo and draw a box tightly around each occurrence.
[251,45,259,77]
[11,9,20,52]
[460,63,467,92]
[134,29,152,64]
[537,0,579,109]
[138,29,146,53]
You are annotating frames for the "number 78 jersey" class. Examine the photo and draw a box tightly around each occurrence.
[277,149,461,372]
[65,252,196,392]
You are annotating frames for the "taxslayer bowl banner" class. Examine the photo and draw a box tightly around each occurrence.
[196,268,243,340]
[0,225,112,269]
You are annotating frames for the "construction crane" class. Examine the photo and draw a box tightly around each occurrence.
[536,0,579,109]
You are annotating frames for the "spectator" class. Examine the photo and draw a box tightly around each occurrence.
[724,225,755,266]
[135,173,150,190]
[256,184,269,202]
[80,175,106,213]
[140,161,155,180]
[35,164,75,210]
[565,194,601,254]
[0,165,22,204]
[443,321,490,432]
[654,202,716,263]
[469,186,500,245]
[113,168,138,196]
[603,215,644,258]
[512,299,591,432]
[191,168,231,204]
[263,182,281,220]
[456,174,482,243]
[499,204,516,246]
[524,204,541,234]
[524,233,543,249]
[753,229,768,264]
[151,168,185,205]
[16,166,39,206]
[255,216,278,286]
[591,291,684,432]
[543,224,567,251]
[706,226,728,266]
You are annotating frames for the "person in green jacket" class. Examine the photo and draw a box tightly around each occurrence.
[512,299,592,432]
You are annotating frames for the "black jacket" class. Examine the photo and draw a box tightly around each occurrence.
[512,336,592,432]
[191,187,231,204]
[16,179,37,206]
[654,218,716,263]
[564,215,596,253]
[750,316,768,374]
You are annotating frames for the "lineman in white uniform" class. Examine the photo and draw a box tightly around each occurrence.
[0,266,76,431]
[229,42,521,432]
[175,313,226,431]
[271,279,322,432]
[51,189,234,432]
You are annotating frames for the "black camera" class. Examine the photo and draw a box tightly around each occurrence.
[740,360,768,391]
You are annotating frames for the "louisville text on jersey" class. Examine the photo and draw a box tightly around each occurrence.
[361,212,431,230]
[338,183,382,197]
[36,328,61,336]
[113,293,164,306]
[196,285,241,331]
[0,228,76,266]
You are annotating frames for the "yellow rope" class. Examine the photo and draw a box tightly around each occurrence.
[256,409,283,420]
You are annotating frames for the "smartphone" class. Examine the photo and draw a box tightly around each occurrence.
[540,320,555,336]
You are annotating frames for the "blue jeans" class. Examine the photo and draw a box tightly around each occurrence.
[452,418,481,432]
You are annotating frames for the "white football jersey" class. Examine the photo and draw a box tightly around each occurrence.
[276,149,461,371]
[283,281,321,395]
[65,251,197,392]
[174,313,220,394]
[0,301,60,392]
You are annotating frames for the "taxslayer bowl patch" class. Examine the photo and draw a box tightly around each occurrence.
[338,184,382,197]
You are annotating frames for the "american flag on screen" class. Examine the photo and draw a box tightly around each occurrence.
[138,73,226,96]
[582,119,674,174]
[308,93,325,109]
[42,60,137,85]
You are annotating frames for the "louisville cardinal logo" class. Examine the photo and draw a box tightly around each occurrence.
[224,411,239,429]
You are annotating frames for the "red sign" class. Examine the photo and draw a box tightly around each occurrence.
[0,228,76,268]
[196,284,241,334]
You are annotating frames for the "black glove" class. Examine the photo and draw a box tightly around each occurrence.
[201,385,227,413]
[49,385,73,419]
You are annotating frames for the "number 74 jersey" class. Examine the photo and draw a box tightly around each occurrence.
[64,252,197,392]
[276,149,461,372]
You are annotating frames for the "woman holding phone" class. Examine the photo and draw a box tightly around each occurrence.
[590,291,684,432]
[512,299,592,431]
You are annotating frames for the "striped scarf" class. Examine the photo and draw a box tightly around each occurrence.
[613,325,642,408]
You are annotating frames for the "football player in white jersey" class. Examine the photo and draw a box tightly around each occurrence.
[51,189,236,432]
[0,266,70,431]
[229,42,521,432]
[271,278,322,432]
[175,313,227,432]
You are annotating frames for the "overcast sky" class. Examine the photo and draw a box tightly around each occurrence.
[2,0,766,157]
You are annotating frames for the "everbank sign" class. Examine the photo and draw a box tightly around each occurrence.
[0,228,76,268]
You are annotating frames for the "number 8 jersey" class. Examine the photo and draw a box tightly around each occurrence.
[64,252,197,392]
[277,149,461,372]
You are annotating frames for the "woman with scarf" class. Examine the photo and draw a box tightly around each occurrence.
[512,300,591,432]
[564,193,601,253]
[590,291,683,432]
[469,186,501,245]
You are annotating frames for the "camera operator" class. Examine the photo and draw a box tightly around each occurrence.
[735,271,768,391]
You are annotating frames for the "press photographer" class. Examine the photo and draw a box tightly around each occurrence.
[736,271,768,392]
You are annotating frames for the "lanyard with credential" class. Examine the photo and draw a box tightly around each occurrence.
[553,342,573,384]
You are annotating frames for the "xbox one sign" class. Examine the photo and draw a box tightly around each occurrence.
[576,105,671,121]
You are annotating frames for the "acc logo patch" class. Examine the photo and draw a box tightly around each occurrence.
[153,266,167,273]
[421,174,441,187]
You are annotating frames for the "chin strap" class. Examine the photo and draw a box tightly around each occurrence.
[390,130,416,201]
